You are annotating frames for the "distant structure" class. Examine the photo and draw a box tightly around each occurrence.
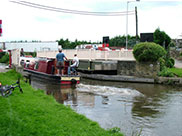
[0,41,58,52]
[103,36,109,47]
[140,33,154,42]
[172,39,182,48]
[75,36,110,50]
[75,44,102,50]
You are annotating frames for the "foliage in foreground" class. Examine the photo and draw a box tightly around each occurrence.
[133,42,166,62]
[0,70,123,136]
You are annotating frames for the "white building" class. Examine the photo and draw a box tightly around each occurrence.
[0,41,59,52]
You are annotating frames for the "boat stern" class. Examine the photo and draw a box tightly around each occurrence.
[61,76,80,85]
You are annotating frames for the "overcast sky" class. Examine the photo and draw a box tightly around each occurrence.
[0,0,182,42]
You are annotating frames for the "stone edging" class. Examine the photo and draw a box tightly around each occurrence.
[80,73,182,86]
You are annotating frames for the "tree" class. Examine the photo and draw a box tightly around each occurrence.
[153,28,171,49]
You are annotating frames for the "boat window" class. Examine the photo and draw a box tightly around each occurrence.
[20,59,24,66]
[25,63,29,68]
[34,62,39,70]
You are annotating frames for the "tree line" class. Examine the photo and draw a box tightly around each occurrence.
[57,35,137,49]
[57,28,173,49]
[4,28,173,50]
[56,39,101,49]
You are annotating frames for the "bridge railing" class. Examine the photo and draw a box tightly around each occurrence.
[37,49,135,60]
[11,49,135,66]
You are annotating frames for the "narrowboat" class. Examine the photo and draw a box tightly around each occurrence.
[21,57,80,85]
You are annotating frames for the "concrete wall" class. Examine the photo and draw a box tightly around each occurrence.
[78,60,117,71]
[117,60,160,78]
[117,60,136,76]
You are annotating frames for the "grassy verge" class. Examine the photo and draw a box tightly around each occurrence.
[168,68,182,77]
[0,70,123,136]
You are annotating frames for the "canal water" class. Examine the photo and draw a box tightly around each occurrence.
[31,78,182,136]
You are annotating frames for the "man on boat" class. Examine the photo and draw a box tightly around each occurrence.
[68,54,79,75]
[20,48,24,57]
[56,48,68,75]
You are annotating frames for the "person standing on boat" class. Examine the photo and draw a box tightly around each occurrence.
[56,48,68,75]
[68,54,79,75]
[20,48,24,57]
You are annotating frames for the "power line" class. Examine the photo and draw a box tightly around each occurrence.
[10,0,134,16]
[20,0,134,14]
[10,0,135,16]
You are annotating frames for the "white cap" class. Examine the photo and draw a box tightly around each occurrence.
[58,45,62,51]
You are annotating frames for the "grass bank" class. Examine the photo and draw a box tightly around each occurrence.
[0,70,123,136]
[168,68,182,77]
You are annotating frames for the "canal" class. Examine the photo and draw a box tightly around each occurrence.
[31,78,182,136]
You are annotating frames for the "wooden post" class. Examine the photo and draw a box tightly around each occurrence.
[8,50,11,68]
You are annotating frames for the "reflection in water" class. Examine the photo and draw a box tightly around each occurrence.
[31,78,182,136]
[31,79,77,105]
[47,86,78,105]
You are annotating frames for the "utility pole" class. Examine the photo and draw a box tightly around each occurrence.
[126,0,140,50]
[0,20,2,37]
[126,1,129,50]
[135,6,138,43]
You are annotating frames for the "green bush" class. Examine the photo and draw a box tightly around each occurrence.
[170,57,175,65]
[165,59,173,68]
[133,42,166,62]
[0,53,9,63]
[158,67,174,77]
[165,58,175,68]
[0,52,6,59]
[158,57,166,71]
